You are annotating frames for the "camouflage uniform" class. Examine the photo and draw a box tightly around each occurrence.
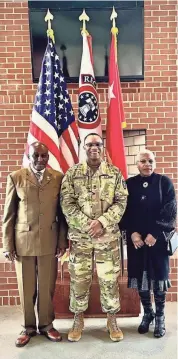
[60,161,128,314]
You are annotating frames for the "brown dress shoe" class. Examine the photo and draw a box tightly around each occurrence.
[40,328,62,342]
[15,330,36,348]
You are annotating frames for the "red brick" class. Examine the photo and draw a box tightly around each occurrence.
[3,297,9,305]
[0,264,5,271]
[6,3,22,8]
[14,8,28,14]
[8,278,17,284]
[9,290,19,296]
[0,278,7,284]
[16,297,21,305]
[166,293,172,301]
[9,297,16,306]
[0,284,18,290]
[171,293,178,301]
[0,291,8,296]
[4,263,15,271]
[168,287,178,293]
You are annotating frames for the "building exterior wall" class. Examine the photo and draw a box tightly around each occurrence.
[0,0,177,304]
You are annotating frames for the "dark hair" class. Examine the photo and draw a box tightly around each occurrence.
[84,133,103,144]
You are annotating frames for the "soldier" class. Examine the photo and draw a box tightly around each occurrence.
[2,142,68,347]
[60,133,128,342]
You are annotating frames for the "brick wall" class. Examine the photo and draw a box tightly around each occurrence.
[124,130,146,176]
[0,0,177,304]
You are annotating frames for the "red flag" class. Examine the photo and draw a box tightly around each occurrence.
[78,31,102,161]
[106,29,127,179]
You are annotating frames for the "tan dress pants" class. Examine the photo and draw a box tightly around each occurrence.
[15,254,58,332]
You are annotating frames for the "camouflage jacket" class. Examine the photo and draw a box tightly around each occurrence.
[60,161,128,242]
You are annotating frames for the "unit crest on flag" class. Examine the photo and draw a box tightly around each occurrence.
[79,90,99,125]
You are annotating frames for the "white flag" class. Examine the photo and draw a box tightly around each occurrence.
[78,32,102,161]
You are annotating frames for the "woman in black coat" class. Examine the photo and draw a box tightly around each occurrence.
[120,149,177,338]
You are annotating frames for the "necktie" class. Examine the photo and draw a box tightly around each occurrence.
[35,171,42,183]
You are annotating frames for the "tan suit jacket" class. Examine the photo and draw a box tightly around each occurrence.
[3,167,68,256]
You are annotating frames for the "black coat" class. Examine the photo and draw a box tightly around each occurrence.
[120,173,177,282]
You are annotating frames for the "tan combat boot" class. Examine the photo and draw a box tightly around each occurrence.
[68,313,84,342]
[107,313,124,342]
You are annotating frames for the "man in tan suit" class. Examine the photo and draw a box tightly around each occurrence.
[2,142,68,347]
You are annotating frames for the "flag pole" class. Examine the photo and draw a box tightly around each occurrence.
[110,7,118,59]
[45,8,64,282]
[79,9,90,35]
[110,7,126,129]
[109,7,126,276]
[110,6,118,29]
[45,9,55,43]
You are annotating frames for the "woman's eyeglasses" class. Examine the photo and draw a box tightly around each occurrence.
[139,159,154,164]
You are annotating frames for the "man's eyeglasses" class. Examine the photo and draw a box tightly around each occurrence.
[139,159,154,164]
[85,142,103,148]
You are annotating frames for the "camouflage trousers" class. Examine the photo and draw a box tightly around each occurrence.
[69,239,121,314]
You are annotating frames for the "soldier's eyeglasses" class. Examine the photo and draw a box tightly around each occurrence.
[139,159,154,164]
[85,142,103,148]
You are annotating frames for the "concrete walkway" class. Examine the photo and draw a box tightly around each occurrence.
[0,303,177,359]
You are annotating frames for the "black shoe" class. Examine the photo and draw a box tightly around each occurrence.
[138,311,155,334]
[154,315,166,338]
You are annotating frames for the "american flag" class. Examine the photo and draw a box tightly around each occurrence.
[23,37,79,173]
